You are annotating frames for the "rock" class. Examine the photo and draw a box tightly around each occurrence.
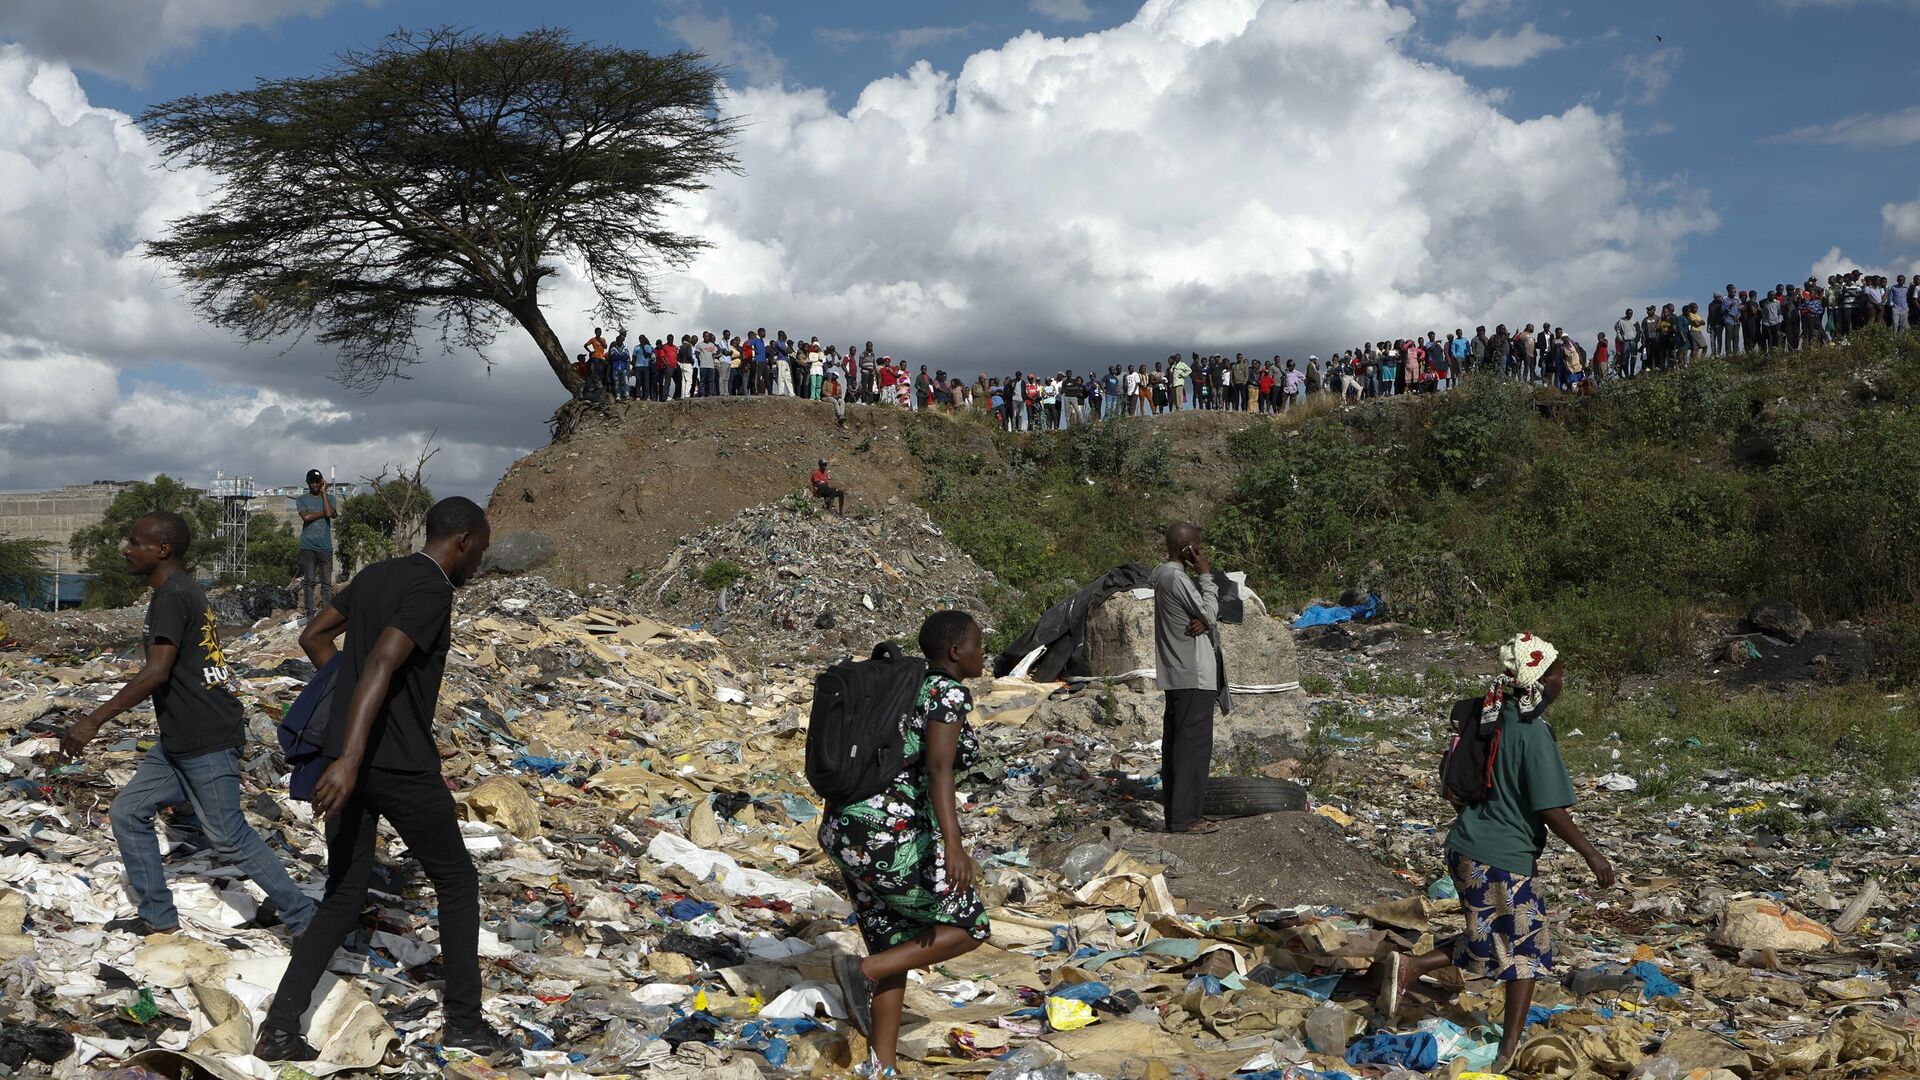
[1084,575,1308,750]
[462,775,542,838]
[482,531,559,575]
[1747,597,1812,643]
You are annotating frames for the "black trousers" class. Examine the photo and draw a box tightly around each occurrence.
[267,767,482,1032]
[1161,689,1216,831]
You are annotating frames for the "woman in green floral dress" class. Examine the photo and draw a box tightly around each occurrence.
[825,611,990,1077]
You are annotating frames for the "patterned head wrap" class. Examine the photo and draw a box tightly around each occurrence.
[1484,632,1560,721]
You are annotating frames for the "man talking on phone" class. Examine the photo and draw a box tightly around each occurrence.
[1151,522,1232,834]
[253,497,513,1062]
[295,470,336,620]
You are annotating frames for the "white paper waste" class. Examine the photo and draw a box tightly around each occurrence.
[644,832,849,915]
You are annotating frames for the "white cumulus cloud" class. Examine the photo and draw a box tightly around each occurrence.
[660,0,1706,359]
[1439,22,1564,67]
[1884,195,1920,248]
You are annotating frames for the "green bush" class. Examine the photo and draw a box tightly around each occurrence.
[699,558,744,592]
[903,413,1163,653]
[1418,377,1532,492]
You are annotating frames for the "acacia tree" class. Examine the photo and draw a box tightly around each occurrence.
[140,28,740,395]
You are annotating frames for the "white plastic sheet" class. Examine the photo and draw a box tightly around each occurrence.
[644,832,849,916]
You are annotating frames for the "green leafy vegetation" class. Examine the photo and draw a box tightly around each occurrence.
[0,534,54,605]
[1551,682,1920,800]
[69,476,225,609]
[335,476,435,574]
[1209,335,1920,679]
[700,558,745,592]
[904,414,1170,653]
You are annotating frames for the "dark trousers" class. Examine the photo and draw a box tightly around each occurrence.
[267,767,482,1032]
[1161,689,1216,831]
[299,548,333,616]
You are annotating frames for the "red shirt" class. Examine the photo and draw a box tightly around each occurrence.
[811,469,830,488]
[657,343,679,368]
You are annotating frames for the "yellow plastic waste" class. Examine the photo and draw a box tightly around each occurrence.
[694,989,709,1012]
[1727,800,1768,816]
[1045,996,1098,1031]
[1312,804,1356,827]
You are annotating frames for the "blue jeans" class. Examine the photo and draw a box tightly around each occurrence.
[111,744,315,933]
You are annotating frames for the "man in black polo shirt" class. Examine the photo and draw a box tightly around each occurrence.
[62,512,318,937]
[255,497,506,1061]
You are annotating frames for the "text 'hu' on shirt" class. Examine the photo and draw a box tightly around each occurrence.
[145,570,246,758]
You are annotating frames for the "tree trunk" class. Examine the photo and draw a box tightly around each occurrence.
[509,298,583,395]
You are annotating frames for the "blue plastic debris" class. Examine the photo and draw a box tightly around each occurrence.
[1629,960,1681,1000]
[666,899,717,921]
[1292,594,1382,629]
[1345,1031,1439,1071]
[1045,981,1112,1002]
[511,753,567,776]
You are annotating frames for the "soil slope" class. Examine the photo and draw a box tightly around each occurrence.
[487,396,1299,590]
[486,397,956,587]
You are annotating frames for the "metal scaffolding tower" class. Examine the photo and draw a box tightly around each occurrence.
[207,473,254,580]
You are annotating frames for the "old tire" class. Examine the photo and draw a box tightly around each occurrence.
[1202,777,1309,819]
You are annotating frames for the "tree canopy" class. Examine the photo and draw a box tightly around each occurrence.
[70,476,223,608]
[0,535,54,606]
[336,475,435,573]
[140,27,740,395]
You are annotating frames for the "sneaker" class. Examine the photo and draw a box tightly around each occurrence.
[104,916,178,936]
[833,954,874,1036]
[253,1025,319,1062]
[443,1023,517,1059]
[1376,952,1405,1019]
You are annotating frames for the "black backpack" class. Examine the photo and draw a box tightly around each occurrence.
[805,643,927,810]
[1439,696,1501,807]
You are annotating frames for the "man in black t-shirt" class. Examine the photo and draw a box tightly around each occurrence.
[62,513,317,937]
[256,498,511,1062]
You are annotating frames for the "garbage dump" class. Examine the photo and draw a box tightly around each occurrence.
[634,500,995,666]
[0,572,1917,1079]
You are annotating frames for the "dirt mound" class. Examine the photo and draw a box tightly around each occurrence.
[485,397,956,589]
[631,500,995,664]
[0,602,144,658]
[1039,813,1410,916]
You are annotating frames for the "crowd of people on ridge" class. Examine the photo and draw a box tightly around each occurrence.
[575,270,1917,431]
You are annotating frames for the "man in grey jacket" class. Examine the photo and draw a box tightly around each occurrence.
[1151,522,1231,834]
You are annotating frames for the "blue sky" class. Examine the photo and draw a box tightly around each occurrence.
[3,0,1918,499]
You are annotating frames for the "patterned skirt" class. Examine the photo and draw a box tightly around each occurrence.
[1445,847,1555,982]
[821,796,991,953]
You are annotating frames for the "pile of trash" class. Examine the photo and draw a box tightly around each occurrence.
[633,500,995,664]
[1,571,1917,1079]
[0,601,144,658]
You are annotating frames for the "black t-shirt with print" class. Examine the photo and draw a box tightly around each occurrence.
[325,553,454,774]
[145,571,247,758]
